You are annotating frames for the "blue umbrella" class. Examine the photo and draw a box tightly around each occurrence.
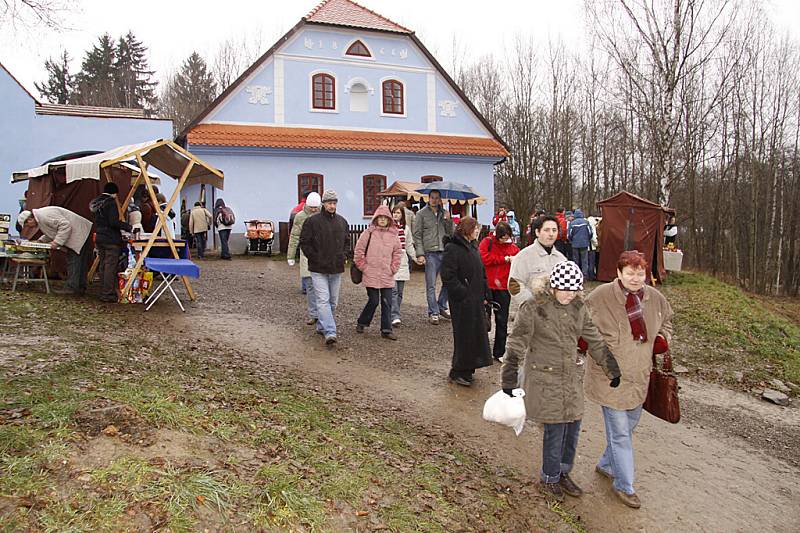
[415,181,480,201]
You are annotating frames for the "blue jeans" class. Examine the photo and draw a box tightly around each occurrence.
[194,232,207,258]
[572,247,589,278]
[541,420,582,483]
[310,272,341,337]
[302,276,317,319]
[424,252,448,316]
[391,280,405,321]
[598,405,643,495]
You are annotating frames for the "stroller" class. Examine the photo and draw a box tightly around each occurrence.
[244,219,275,255]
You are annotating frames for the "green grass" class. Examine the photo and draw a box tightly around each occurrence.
[0,290,569,532]
[663,271,800,389]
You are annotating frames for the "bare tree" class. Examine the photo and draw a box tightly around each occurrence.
[0,0,74,30]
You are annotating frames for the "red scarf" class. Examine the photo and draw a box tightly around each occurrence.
[618,279,647,341]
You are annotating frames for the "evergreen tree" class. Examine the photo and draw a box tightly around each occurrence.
[114,31,157,109]
[71,33,116,106]
[35,50,73,104]
[159,52,217,135]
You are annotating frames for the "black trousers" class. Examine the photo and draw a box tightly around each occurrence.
[358,287,393,333]
[97,244,122,300]
[490,289,511,358]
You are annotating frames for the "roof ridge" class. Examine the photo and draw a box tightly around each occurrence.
[304,0,412,34]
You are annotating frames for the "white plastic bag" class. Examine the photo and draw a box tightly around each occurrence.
[482,389,526,436]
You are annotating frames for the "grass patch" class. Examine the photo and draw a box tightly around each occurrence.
[0,290,569,532]
[663,271,800,389]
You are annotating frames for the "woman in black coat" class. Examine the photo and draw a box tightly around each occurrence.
[441,216,493,386]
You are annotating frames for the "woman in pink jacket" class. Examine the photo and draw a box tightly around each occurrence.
[355,205,402,340]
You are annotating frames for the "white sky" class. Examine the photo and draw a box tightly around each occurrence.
[1,0,798,100]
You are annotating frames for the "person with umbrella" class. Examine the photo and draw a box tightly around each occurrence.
[412,188,454,325]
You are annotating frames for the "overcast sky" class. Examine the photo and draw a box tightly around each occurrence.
[1,0,798,100]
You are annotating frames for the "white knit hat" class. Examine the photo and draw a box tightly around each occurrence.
[549,261,584,291]
[17,210,32,227]
[306,192,321,208]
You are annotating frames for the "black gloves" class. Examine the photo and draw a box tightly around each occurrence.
[503,388,514,397]
[610,376,621,388]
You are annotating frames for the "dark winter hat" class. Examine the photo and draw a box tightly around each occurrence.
[103,182,119,194]
[549,261,584,291]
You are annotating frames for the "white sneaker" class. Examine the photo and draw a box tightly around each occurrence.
[392,318,401,326]
[429,315,440,325]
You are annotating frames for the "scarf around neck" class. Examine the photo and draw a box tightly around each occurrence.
[618,279,647,342]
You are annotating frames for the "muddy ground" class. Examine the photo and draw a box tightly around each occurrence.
[121,255,800,532]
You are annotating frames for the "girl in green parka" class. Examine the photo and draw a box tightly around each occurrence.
[500,260,622,502]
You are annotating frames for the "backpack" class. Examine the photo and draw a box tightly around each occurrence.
[219,206,235,226]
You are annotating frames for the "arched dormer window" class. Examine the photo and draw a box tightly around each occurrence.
[382,79,404,115]
[346,40,371,57]
[312,73,335,110]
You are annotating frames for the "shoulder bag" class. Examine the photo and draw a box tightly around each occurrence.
[350,231,372,284]
[643,351,681,423]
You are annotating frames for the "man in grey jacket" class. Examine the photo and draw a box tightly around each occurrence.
[412,189,454,324]
[18,207,93,295]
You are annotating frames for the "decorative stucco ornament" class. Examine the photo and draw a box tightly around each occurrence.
[246,86,273,105]
[439,100,458,117]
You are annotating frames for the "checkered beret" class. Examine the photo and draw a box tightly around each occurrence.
[549,261,584,291]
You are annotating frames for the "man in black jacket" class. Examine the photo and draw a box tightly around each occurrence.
[299,189,350,345]
[89,182,132,302]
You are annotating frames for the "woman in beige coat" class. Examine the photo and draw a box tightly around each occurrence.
[501,261,621,502]
[584,250,673,509]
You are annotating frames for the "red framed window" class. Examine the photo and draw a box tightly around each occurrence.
[346,40,371,57]
[363,174,387,216]
[298,173,324,202]
[312,73,335,110]
[382,79,404,114]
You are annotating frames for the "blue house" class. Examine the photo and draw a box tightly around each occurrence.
[0,61,173,230]
[179,0,508,246]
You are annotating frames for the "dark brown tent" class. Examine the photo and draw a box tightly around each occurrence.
[596,191,674,284]
[14,164,133,278]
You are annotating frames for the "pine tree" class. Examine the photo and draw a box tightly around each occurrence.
[114,31,157,109]
[159,52,217,135]
[71,34,116,106]
[35,50,73,104]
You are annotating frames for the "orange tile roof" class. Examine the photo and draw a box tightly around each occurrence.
[187,124,509,158]
[304,0,412,34]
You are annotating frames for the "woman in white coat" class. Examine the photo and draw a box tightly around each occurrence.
[391,204,416,326]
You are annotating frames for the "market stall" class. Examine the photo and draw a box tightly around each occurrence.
[377,180,486,217]
[11,139,224,304]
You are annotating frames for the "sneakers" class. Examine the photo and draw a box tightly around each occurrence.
[381,332,398,341]
[595,465,614,481]
[356,324,365,333]
[558,474,583,497]
[324,335,337,346]
[306,317,317,325]
[537,481,564,502]
[439,309,451,320]
[449,376,471,386]
[391,318,401,326]
[613,489,641,509]
[429,314,440,325]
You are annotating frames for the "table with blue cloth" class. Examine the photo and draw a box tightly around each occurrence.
[143,257,199,312]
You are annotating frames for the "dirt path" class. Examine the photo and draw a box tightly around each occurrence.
[160,257,800,532]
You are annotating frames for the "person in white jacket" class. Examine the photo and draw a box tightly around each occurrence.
[508,215,566,312]
[390,203,417,326]
[18,207,93,295]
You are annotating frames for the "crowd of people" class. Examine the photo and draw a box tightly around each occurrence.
[287,193,674,510]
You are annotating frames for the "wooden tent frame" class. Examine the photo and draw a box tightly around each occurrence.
[85,140,224,302]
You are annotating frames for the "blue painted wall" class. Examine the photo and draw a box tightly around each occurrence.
[0,65,174,231]
[183,146,496,227]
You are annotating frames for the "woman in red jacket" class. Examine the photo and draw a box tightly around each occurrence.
[479,222,520,361]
